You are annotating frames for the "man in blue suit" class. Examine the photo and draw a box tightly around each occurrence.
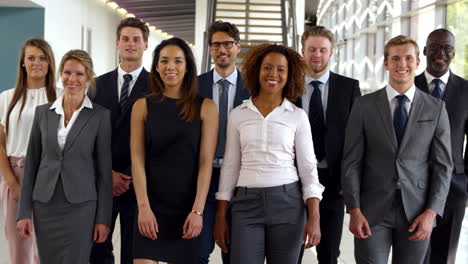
[90,18,152,264]
[198,21,250,264]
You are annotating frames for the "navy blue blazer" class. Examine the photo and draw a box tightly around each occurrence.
[415,72,468,207]
[197,69,250,109]
[296,71,361,198]
[93,68,152,175]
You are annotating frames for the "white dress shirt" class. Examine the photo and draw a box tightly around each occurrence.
[50,95,93,151]
[117,64,144,101]
[0,88,51,157]
[216,98,324,202]
[385,84,416,119]
[212,68,238,116]
[424,70,450,95]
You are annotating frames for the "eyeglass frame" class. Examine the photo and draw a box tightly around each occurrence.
[426,44,455,53]
[209,40,238,49]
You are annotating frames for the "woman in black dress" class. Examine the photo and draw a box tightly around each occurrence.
[131,38,218,264]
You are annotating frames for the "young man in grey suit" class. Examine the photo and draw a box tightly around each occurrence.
[416,29,468,264]
[296,26,361,264]
[342,35,453,264]
[198,21,250,264]
[90,18,151,264]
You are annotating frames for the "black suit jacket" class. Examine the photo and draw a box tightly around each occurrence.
[415,72,468,207]
[93,68,152,176]
[296,71,361,199]
[197,68,250,109]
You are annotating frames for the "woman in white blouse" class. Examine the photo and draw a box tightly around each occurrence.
[17,50,113,263]
[0,38,57,264]
[214,44,324,263]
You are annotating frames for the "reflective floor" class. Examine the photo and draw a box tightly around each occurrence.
[0,208,466,263]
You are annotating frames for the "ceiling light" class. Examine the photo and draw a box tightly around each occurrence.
[107,1,119,9]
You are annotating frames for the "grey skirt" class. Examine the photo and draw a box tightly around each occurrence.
[33,177,96,264]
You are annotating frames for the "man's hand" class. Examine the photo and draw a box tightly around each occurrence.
[17,218,33,239]
[93,224,110,243]
[408,209,436,241]
[112,171,131,196]
[349,208,372,239]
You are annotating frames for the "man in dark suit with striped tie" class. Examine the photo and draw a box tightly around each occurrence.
[90,18,152,264]
[417,29,468,264]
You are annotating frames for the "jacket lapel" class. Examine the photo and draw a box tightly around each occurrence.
[63,107,94,153]
[415,74,429,93]
[325,72,336,129]
[375,88,398,152]
[108,69,120,114]
[398,89,423,154]
[199,70,214,99]
[234,69,247,107]
[443,71,458,108]
[47,109,62,156]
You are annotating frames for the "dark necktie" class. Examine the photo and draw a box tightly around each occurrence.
[216,79,230,158]
[120,74,133,112]
[393,95,408,146]
[309,80,325,161]
[431,79,443,99]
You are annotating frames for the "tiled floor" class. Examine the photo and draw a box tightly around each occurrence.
[0,208,466,263]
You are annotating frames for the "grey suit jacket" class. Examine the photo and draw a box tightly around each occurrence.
[17,102,113,226]
[342,87,453,226]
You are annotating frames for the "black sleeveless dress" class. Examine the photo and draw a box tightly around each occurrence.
[133,95,204,263]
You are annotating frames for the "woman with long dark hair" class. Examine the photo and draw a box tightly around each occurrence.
[131,37,218,263]
[0,37,57,264]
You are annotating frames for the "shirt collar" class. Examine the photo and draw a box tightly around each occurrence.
[305,69,330,86]
[424,69,450,86]
[213,68,238,86]
[385,84,416,103]
[118,64,144,82]
[241,97,295,112]
[50,94,93,114]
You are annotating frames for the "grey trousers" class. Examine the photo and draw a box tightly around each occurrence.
[354,192,430,264]
[230,182,306,264]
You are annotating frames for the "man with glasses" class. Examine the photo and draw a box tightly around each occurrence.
[198,20,250,264]
[415,29,468,264]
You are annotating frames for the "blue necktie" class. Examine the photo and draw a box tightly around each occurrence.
[393,95,408,146]
[431,79,443,99]
[215,79,230,159]
[120,74,133,112]
[309,80,325,161]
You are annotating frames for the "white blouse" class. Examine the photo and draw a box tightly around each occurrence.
[216,98,324,202]
[50,95,93,151]
[0,88,50,157]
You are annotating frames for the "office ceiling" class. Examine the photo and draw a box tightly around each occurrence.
[114,0,195,43]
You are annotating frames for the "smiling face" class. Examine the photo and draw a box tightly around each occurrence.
[116,26,148,63]
[424,31,455,77]
[23,46,49,81]
[156,45,187,90]
[209,31,240,69]
[61,59,88,97]
[258,52,288,97]
[384,44,420,92]
[301,36,332,77]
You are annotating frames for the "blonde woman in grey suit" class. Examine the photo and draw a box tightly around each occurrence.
[17,50,113,263]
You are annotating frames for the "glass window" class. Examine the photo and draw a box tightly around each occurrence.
[447,2,468,79]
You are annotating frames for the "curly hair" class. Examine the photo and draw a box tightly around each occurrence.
[242,44,306,100]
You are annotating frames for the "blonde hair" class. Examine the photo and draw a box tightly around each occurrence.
[301,26,335,48]
[384,35,419,61]
[58,49,96,96]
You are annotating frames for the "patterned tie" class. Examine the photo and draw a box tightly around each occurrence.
[120,74,133,112]
[215,79,230,158]
[393,95,408,146]
[309,80,326,161]
[431,79,443,99]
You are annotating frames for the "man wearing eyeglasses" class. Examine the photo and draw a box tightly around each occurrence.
[416,29,468,264]
[197,20,250,264]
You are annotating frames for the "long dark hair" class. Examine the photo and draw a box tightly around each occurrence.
[6,38,57,134]
[149,37,198,121]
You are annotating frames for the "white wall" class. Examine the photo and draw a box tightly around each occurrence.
[30,0,164,77]
[195,0,208,74]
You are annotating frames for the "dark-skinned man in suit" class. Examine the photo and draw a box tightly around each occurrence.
[417,29,468,264]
